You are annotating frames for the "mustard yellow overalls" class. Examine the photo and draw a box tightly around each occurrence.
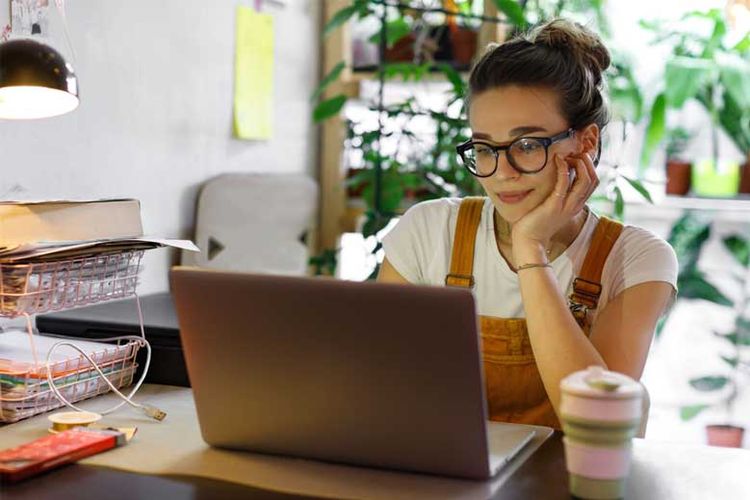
[445,197,623,429]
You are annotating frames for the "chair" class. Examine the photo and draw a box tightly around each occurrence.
[181,173,318,276]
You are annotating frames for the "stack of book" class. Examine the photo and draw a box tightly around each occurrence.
[0,199,196,262]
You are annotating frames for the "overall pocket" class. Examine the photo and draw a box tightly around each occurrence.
[479,316,550,420]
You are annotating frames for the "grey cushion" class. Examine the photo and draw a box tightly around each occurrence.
[181,173,317,276]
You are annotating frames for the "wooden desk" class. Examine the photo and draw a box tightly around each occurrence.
[2,386,749,499]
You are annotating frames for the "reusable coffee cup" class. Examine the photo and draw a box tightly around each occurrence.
[560,366,643,500]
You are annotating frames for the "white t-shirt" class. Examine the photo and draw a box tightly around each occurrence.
[382,197,678,322]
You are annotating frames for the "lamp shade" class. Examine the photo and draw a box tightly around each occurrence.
[0,39,79,119]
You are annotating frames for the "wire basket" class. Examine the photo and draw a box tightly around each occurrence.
[0,249,147,423]
[0,250,144,318]
[0,335,142,423]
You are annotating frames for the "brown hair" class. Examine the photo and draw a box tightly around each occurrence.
[468,19,611,158]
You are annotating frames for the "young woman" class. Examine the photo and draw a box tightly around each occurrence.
[378,19,677,429]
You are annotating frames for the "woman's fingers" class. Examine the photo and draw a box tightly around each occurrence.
[563,154,592,212]
[552,154,571,200]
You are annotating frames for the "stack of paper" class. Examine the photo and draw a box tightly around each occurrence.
[0,236,198,263]
[0,331,140,423]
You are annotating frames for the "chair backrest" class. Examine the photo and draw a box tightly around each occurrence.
[181,173,317,276]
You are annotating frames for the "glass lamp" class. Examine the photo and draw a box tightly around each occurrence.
[0,39,79,119]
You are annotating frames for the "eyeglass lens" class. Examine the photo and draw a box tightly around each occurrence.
[462,137,548,175]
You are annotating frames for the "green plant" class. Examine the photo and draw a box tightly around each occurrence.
[313,1,505,278]
[679,231,750,423]
[309,248,339,276]
[640,9,750,169]
[665,127,692,161]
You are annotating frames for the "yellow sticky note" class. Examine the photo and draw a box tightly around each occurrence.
[234,6,274,140]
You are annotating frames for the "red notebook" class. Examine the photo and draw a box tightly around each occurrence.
[0,428,124,483]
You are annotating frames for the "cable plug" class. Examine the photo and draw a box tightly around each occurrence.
[142,404,167,421]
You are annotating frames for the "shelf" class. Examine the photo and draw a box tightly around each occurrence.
[629,195,750,212]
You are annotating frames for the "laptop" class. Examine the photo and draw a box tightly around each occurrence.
[170,267,538,480]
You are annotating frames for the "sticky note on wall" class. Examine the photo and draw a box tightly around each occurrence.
[234,6,274,140]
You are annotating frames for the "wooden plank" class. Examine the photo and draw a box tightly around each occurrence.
[316,0,352,260]
[477,0,506,58]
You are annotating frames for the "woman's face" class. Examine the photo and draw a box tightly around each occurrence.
[468,85,584,224]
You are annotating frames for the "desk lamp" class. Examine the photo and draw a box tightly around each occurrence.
[0,39,79,119]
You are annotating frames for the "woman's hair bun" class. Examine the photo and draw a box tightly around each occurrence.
[529,19,610,84]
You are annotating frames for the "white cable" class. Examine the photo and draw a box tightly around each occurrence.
[42,294,166,421]
[52,0,77,63]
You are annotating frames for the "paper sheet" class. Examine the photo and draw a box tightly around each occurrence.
[0,237,199,262]
[233,6,274,140]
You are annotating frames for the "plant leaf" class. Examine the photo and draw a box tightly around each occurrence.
[678,272,732,306]
[722,234,750,267]
[362,171,405,214]
[313,95,347,122]
[311,61,345,102]
[437,63,466,97]
[368,17,411,49]
[324,4,359,37]
[721,355,739,368]
[680,404,710,421]
[493,0,527,28]
[718,55,750,112]
[668,212,711,272]
[665,57,714,109]
[654,314,668,339]
[715,327,750,347]
[361,211,392,238]
[613,185,624,221]
[689,376,729,392]
[733,33,750,55]
[716,88,750,154]
[640,93,666,167]
[621,175,653,203]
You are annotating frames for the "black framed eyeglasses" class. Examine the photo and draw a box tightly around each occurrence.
[456,128,576,177]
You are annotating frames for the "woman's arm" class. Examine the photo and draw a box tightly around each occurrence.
[515,243,673,414]
[377,258,411,284]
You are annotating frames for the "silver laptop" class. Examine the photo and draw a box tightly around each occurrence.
[170,267,536,480]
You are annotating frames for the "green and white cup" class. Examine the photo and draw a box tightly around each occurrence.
[560,366,643,500]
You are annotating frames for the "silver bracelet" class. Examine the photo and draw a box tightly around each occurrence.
[516,262,552,272]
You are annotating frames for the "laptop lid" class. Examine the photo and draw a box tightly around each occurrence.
[170,267,493,479]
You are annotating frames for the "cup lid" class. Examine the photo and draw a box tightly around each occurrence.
[560,366,643,400]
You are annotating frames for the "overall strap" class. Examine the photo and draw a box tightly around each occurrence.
[569,215,624,327]
[445,197,485,288]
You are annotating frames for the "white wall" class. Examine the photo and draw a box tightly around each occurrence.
[0,0,320,293]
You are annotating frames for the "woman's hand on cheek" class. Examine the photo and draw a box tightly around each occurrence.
[511,151,599,263]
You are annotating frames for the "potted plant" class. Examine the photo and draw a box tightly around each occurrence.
[678,231,749,447]
[640,9,750,196]
[444,0,481,67]
[664,127,693,195]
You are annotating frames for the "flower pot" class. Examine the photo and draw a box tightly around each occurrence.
[345,168,369,198]
[706,424,745,448]
[691,159,740,198]
[449,27,477,67]
[384,33,416,63]
[740,161,750,195]
[665,159,692,195]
